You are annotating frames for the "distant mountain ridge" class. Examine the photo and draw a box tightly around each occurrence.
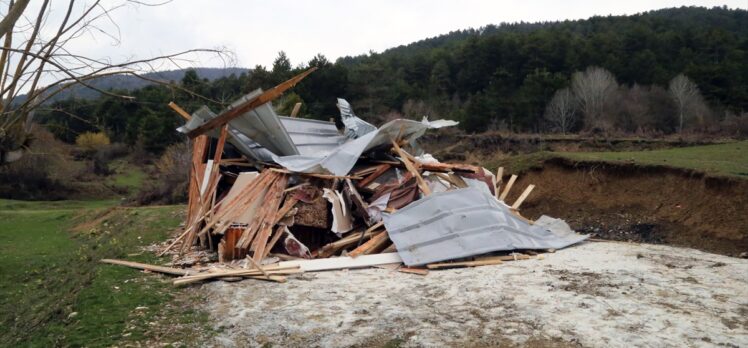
[27,67,248,104]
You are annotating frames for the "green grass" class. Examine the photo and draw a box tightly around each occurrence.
[109,160,148,190]
[0,199,208,347]
[562,140,748,177]
[489,141,748,178]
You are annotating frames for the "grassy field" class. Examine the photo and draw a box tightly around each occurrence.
[562,140,748,177]
[491,140,748,178]
[0,199,209,347]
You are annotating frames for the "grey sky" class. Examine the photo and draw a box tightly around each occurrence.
[20,0,748,71]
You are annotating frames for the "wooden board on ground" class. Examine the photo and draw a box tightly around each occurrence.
[278,252,403,272]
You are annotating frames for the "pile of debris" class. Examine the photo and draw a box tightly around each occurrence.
[103,68,588,283]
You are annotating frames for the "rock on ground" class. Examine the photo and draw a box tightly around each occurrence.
[201,242,748,347]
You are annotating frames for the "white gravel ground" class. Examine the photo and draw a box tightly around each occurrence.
[202,241,748,348]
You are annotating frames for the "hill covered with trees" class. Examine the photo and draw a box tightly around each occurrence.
[37,6,748,154]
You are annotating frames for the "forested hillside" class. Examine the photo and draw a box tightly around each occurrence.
[37,6,748,154]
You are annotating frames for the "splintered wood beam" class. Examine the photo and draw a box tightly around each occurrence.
[494,167,504,199]
[168,101,192,120]
[511,184,536,210]
[349,231,389,257]
[186,67,317,138]
[499,174,518,201]
[391,140,431,195]
[290,102,302,117]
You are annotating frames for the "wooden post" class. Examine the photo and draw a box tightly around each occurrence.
[494,167,504,199]
[512,184,536,210]
[290,102,302,117]
[499,174,518,201]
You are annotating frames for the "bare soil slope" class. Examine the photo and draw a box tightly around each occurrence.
[512,158,748,256]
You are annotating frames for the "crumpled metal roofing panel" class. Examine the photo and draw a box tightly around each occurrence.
[278,116,347,156]
[273,118,447,176]
[382,188,589,266]
[176,89,299,157]
[337,98,376,138]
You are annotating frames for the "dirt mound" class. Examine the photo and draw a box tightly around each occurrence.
[510,157,748,256]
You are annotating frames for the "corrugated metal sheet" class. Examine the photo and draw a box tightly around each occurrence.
[279,116,347,156]
[382,188,589,266]
[225,89,299,156]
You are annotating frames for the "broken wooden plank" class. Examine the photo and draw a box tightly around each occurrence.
[498,174,518,201]
[186,67,317,138]
[268,167,363,180]
[426,258,504,269]
[348,230,389,257]
[278,252,403,272]
[391,140,431,195]
[398,266,429,276]
[511,184,536,210]
[357,164,391,188]
[100,259,194,276]
[474,254,532,262]
[168,101,192,121]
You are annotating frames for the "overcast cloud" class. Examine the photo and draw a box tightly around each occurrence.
[19,0,748,71]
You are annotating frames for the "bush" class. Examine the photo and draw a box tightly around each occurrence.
[75,132,110,157]
[0,128,74,200]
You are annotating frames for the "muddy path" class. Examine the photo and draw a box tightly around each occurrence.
[510,157,748,257]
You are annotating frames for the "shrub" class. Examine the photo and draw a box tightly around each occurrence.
[75,132,110,153]
[0,128,74,200]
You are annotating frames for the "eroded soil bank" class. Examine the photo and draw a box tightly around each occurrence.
[512,158,748,256]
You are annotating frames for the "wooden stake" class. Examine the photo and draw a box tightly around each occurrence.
[494,167,504,199]
[290,102,302,117]
[511,184,536,210]
[499,174,518,201]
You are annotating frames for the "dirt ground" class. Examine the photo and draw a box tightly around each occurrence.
[514,158,748,257]
[199,241,747,347]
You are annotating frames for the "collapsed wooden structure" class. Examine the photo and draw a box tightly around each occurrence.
[104,69,587,284]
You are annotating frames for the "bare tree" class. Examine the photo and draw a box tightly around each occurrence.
[668,74,702,133]
[571,66,618,130]
[544,87,576,134]
[0,1,231,164]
